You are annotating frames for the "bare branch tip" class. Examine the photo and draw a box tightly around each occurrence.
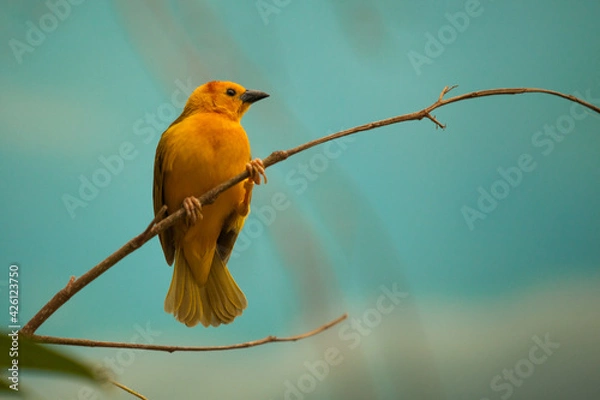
[439,87,448,101]
[425,113,446,129]
[111,380,148,400]
[440,85,458,100]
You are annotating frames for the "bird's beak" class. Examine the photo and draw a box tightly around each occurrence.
[240,90,269,104]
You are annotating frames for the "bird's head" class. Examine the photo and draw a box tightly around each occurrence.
[185,81,269,121]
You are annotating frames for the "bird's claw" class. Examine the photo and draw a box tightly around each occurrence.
[246,158,268,185]
[183,196,203,225]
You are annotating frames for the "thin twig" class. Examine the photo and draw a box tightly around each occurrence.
[21,86,600,336]
[425,112,445,129]
[111,380,148,400]
[30,314,347,352]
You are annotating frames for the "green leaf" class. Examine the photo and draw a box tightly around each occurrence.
[0,378,13,392]
[1,330,101,395]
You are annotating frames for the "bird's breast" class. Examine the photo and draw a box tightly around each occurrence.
[162,113,251,215]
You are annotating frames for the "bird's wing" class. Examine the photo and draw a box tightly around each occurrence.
[216,210,247,264]
[153,137,175,265]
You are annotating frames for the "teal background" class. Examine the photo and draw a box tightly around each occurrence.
[1,1,599,399]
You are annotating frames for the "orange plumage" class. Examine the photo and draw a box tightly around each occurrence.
[153,81,268,327]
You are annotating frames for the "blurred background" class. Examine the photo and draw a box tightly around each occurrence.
[1,1,599,399]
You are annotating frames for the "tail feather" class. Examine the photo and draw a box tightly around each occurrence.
[164,248,247,327]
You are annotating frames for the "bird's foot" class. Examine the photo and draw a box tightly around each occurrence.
[246,158,268,186]
[183,196,203,225]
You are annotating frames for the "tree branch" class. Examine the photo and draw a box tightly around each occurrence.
[28,314,347,352]
[21,86,600,336]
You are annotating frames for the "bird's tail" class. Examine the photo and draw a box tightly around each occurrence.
[164,248,247,327]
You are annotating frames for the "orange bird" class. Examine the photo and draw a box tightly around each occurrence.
[153,81,269,327]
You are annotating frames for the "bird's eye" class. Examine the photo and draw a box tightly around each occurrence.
[226,88,236,96]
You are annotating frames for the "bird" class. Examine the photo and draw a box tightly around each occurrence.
[153,80,269,327]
